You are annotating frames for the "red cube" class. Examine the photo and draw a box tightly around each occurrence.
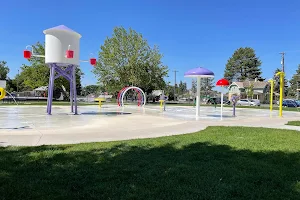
[24,50,31,59]
[90,58,96,66]
[66,50,74,58]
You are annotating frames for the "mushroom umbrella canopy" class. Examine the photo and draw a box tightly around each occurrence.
[216,78,230,119]
[184,67,214,118]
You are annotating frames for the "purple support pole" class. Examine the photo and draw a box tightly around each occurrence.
[46,63,77,115]
[70,71,74,113]
[233,104,236,117]
[72,65,78,114]
[47,64,55,115]
[46,64,52,113]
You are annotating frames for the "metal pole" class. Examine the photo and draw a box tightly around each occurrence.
[276,72,284,117]
[196,77,201,118]
[72,65,78,115]
[220,92,223,119]
[280,52,285,72]
[268,79,274,112]
[70,73,74,113]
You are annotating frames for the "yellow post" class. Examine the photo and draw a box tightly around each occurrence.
[268,79,274,112]
[276,72,285,117]
[159,100,164,108]
[95,98,105,108]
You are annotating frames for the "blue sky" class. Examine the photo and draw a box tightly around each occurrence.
[1,0,300,89]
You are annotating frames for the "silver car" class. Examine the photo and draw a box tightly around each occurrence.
[236,99,251,106]
[250,99,260,106]
[236,99,260,106]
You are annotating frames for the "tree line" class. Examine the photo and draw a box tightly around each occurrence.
[1,27,300,100]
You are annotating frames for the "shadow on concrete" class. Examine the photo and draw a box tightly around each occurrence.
[206,114,235,118]
[81,111,132,116]
[0,140,299,199]
[0,126,31,130]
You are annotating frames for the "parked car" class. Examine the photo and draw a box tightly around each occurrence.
[295,100,300,107]
[250,99,260,106]
[236,99,251,106]
[178,98,188,103]
[282,100,297,107]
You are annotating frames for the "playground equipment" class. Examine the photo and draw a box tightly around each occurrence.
[276,71,285,117]
[23,25,97,115]
[0,87,6,100]
[117,86,146,107]
[231,95,239,117]
[95,98,105,107]
[268,79,274,113]
[159,91,167,111]
[216,78,230,118]
[184,67,215,118]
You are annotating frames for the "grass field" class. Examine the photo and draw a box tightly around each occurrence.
[1,126,300,200]
[286,121,300,126]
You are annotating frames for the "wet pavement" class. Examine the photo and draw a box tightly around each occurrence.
[1,104,300,146]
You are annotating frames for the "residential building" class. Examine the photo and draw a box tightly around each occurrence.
[228,79,276,103]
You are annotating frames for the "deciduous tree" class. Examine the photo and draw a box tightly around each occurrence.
[288,65,300,98]
[0,61,10,80]
[93,27,168,95]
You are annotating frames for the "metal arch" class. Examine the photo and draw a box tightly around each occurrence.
[120,86,146,107]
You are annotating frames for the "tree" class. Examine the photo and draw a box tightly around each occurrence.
[82,85,104,96]
[245,83,254,99]
[0,61,10,80]
[93,27,169,95]
[164,84,175,101]
[178,81,187,95]
[18,42,83,95]
[191,79,197,95]
[224,47,263,82]
[5,78,17,92]
[200,78,214,96]
[273,68,288,97]
[288,65,300,98]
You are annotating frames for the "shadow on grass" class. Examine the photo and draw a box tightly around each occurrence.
[0,143,299,200]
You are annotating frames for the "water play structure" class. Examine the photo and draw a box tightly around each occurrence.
[23,25,96,115]
[117,86,146,107]
[184,67,215,118]
[0,87,6,100]
[276,71,285,117]
[216,78,230,118]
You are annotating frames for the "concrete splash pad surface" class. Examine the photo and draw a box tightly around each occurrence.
[1,105,300,146]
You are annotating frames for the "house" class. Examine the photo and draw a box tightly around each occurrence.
[228,79,275,102]
[0,80,6,88]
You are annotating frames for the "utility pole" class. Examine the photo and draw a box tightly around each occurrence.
[173,70,178,101]
[17,69,19,93]
[280,52,285,72]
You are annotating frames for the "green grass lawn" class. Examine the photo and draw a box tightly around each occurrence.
[286,121,300,126]
[1,126,300,199]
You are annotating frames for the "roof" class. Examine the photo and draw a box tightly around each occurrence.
[230,81,269,89]
[34,86,48,91]
[0,80,6,88]
[43,25,82,38]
